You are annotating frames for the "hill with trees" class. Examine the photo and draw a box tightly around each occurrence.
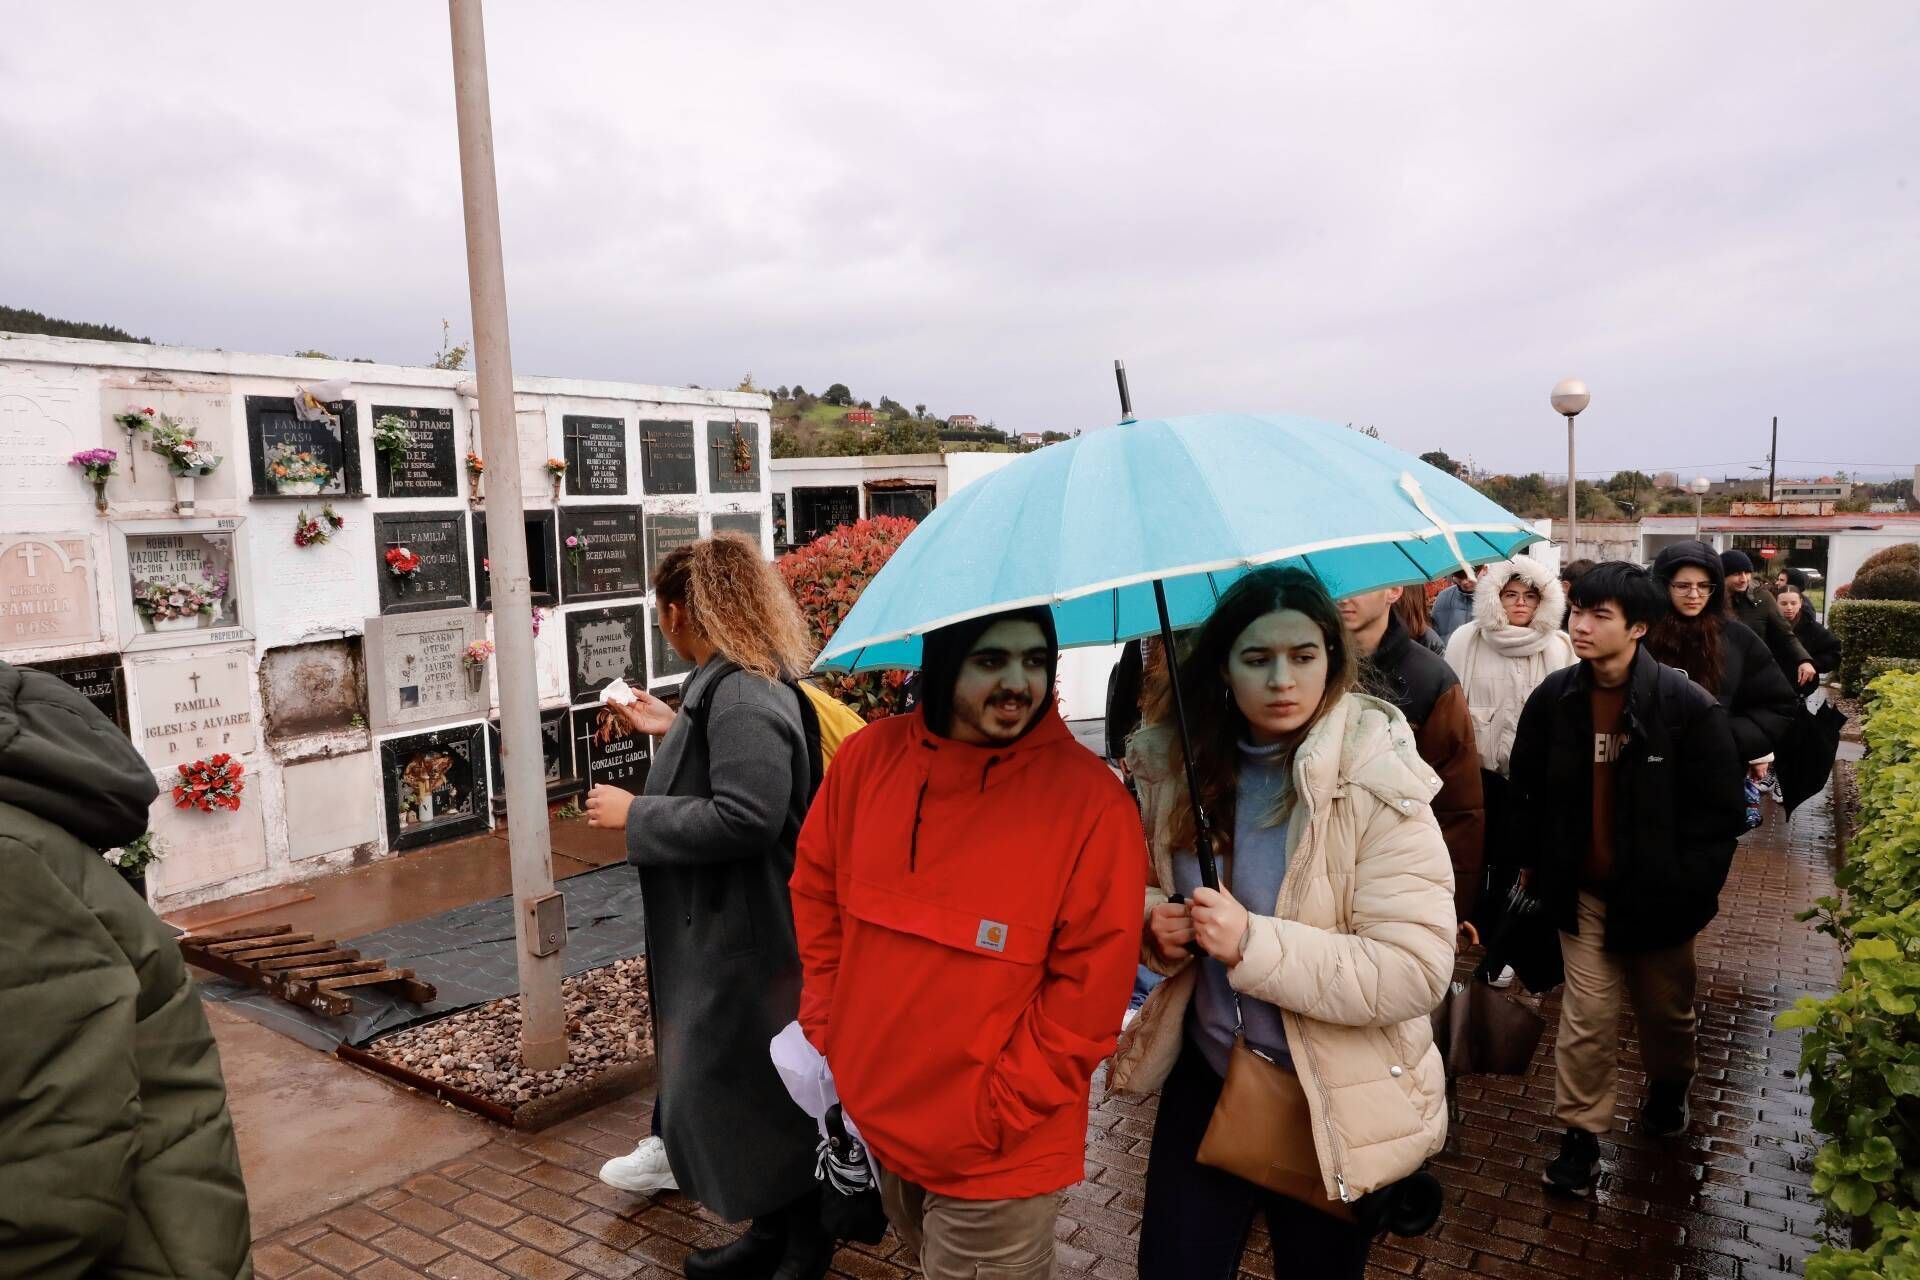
[1,304,150,344]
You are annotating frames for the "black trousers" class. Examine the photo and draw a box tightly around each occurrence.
[1138,1039,1372,1280]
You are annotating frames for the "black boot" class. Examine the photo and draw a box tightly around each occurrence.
[684,1211,787,1280]
[772,1189,835,1280]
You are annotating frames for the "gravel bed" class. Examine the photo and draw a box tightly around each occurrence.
[366,956,651,1109]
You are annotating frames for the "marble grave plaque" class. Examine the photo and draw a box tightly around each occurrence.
[23,652,127,733]
[373,512,472,615]
[706,419,761,494]
[561,506,646,601]
[711,512,762,543]
[133,650,257,767]
[0,377,83,507]
[566,603,645,704]
[121,524,246,649]
[563,415,626,496]
[245,395,361,498]
[639,419,696,495]
[363,610,488,731]
[0,533,98,652]
[644,513,699,583]
[372,404,458,499]
[381,724,489,851]
[650,615,693,681]
[148,783,268,898]
[574,703,650,793]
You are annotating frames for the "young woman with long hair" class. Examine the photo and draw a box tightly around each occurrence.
[1110,568,1457,1279]
[585,532,832,1280]
[1644,541,1798,822]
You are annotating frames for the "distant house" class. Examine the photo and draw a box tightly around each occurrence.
[948,414,978,429]
[845,408,875,426]
[1775,479,1853,501]
[1018,432,1045,446]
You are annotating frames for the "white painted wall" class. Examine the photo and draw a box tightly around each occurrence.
[0,332,770,908]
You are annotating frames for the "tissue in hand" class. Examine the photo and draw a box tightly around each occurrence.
[599,677,637,707]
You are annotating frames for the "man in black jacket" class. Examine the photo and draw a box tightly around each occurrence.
[1509,564,1747,1199]
[1722,550,1815,689]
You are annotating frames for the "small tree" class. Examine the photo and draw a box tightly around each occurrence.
[775,385,789,400]
[1853,544,1920,602]
[791,384,807,399]
[778,517,920,720]
[735,372,758,393]
[823,383,854,406]
[1418,450,1465,477]
[431,319,469,371]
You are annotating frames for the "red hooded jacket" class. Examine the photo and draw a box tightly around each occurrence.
[791,704,1145,1200]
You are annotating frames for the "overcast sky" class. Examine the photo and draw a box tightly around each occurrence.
[4,4,1916,479]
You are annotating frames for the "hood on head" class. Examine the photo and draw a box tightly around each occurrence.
[1651,540,1727,591]
[1472,555,1565,634]
[0,663,158,850]
[917,606,1059,740]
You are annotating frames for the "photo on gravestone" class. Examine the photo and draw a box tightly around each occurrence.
[638,418,696,495]
[706,419,761,494]
[22,652,127,734]
[565,603,645,704]
[122,526,243,642]
[563,415,627,497]
[373,512,472,615]
[380,724,489,851]
[488,708,575,811]
[472,509,558,609]
[245,395,361,498]
[711,511,762,543]
[650,613,693,680]
[574,703,650,794]
[0,532,99,654]
[560,505,646,602]
[644,512,699,584]
[371,404,458,499]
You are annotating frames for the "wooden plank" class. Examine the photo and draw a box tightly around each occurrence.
[268,957,376,981]
[285,985,354,1017]
[166,891,313,935]
[179,947,275,992]
[315,968,413,992]
[181,922,291,946]
[226,939,337,963]
[209,932,313,956]
[393,978,438,1004]
[254,948,359,972]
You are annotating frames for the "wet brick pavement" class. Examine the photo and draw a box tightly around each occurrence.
[254,793,1842,1279]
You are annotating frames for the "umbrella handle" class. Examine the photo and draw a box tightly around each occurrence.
[1153,579,1219,890]
[1168,894,1204,958]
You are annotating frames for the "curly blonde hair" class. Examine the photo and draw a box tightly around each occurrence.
[654,532,814,681]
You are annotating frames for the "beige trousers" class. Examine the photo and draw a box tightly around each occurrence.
[879,1169,1061,1280]
[1555,892,1699,1133]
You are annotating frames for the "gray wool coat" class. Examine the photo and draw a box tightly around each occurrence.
[625,657,820,1222]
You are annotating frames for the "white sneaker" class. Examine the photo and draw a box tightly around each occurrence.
[1488,965,1516,990]
[599,1135,678,1194]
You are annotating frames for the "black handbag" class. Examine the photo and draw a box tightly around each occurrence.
[1776,696,1845,816]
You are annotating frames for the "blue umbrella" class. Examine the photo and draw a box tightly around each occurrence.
[813,412,1540,888]
[815,413,1541,672]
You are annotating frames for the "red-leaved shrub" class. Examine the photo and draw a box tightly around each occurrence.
[779,516,919,721]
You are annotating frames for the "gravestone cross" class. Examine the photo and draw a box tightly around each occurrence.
[16,543,43,576]
[187,671,201,695]
[710,432,733,482]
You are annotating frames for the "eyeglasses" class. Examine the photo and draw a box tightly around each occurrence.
[1669,582,1716,597]
[1498,589,1541,603]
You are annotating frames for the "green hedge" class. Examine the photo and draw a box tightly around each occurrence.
[1832,600,1920,694]
[1778,671,1920,1278]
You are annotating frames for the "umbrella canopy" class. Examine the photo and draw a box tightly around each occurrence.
[815,413,1541,673]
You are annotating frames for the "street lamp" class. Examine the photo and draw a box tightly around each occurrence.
[1691,476,1710,538]
[1551,379,1591,555]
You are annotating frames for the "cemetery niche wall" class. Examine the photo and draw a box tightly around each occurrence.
[0,332,769,905]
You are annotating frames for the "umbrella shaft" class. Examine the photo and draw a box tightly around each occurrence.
[1154,579,1219,890]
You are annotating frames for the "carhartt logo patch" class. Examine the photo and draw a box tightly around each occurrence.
[976,920,1008,952]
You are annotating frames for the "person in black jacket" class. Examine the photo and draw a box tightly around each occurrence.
[1510,563,1747,1199]
[1721,550,1815,689]
[1777,587,1841,681]
[1644,543,1798,824]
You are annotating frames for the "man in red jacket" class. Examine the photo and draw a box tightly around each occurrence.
[791,607,1145,1279]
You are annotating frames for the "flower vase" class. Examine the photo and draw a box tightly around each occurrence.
[173,473,196,514]
[119,868,148,902]
[277,479,324,497]
[152,614,205,633]
[93,480,109,515]
[467,665,485,694]
[469,477,483,505]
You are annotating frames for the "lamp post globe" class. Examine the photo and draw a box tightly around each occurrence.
[1551,378,1590,559]
[1691,476,1711,537]
[1550,379,1591,418]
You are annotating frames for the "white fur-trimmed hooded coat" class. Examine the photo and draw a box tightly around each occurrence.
[1442,557,1577,777]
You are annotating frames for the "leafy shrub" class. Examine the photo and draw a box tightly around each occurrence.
[1778,671,1920,1276]
[1857,543,1920,580]
[778,516,919,721]
[1833,601,1920,693]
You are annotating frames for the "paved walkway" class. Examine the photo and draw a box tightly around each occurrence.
[252,792,1842,1280]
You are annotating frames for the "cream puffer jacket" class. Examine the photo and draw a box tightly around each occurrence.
[1109,692,1456,1203]
[1442,556,1577,776]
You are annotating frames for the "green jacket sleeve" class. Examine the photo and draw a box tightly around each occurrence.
[0,835,140,1280]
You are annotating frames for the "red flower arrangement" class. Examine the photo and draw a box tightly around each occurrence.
[173,753,245,813]
[776,515,919,721]
[385,546,423,577]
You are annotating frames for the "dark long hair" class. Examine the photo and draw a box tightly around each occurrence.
[1158,568,1356,856]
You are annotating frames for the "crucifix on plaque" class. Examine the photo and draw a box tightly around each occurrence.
[710,432,733,481]
[188,671,202,695]
[15,543,44,577]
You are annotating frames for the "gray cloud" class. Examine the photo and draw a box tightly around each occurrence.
[3,2,1916,478]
